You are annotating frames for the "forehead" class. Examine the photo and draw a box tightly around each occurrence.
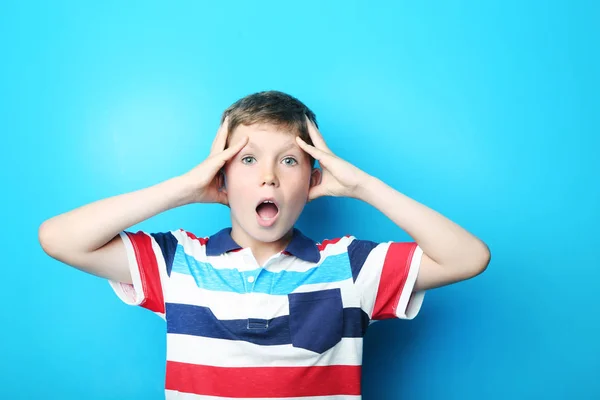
[229,123,298,147]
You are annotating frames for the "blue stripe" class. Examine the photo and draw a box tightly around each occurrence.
[170,246,352,294]
[347,239,379,282]
[149,232,178,277]
[166,303,369,345]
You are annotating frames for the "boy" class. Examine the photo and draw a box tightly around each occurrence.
[39,91,490,399]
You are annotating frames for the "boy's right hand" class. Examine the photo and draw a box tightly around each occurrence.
[179,117,248,206]
[38,117,248,284]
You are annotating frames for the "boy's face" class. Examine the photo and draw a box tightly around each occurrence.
[223,123,320,246]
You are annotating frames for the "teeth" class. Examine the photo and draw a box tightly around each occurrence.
[263,200,274,204]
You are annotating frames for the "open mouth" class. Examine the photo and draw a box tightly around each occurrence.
[256,199,279,220]
[256,198,280,227]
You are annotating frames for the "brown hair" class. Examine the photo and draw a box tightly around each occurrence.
[221,90,318,167]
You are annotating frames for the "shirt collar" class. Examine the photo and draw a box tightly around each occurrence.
[206,227,320,263]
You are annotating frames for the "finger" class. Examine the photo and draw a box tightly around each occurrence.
[217,134,248,164]
[210,117,229,155]
[209,116,230,156]
[296,136,330,162]
[305,116,331,153]
[203,135,248,184]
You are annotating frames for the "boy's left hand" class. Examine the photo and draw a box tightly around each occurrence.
[296,118,369,201]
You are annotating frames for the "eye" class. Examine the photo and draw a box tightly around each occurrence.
[241,156,256,165]
[282,157,298,166]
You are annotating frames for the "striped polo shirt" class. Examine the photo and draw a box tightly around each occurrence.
[109,227,425,399]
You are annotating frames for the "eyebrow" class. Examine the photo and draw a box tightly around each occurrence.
[245,142,299,153]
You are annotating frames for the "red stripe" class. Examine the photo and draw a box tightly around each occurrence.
[372,242,416,320]
[184,230,208,245]
[317,236,349,251]
[127,231,165,314]
[165,361,361,397]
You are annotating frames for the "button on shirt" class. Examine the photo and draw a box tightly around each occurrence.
[109,227,426,399]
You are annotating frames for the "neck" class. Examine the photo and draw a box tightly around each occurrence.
[230,225,294,264]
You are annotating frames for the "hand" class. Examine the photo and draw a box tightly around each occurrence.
[296,118,369,201]
[179,117,248,205]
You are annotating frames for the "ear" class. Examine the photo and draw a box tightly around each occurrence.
[310,167,322,188]
[217,169,227,194]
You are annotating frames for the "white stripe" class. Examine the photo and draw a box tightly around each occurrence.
[352,240,390,318]
[166,275,359,320]
[167,334,362,367]
[396,245,425,319]
[166,391,360,400]
[108,232,145,306]
[209,250,258,271]
[262,254,319,273]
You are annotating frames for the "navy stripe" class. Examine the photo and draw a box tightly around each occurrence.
[166,303,369,346]
[150,232,178,276]
[347,239,379,282]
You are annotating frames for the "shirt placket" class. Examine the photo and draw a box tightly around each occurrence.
[243,251,281,330]
[242,252,267,329]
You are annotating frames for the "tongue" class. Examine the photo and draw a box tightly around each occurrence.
[257,203,278,219]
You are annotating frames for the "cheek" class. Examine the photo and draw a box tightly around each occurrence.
[225,167,254,195]
[284,170,312,197]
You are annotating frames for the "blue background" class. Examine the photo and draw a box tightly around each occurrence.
[1,1,598,399]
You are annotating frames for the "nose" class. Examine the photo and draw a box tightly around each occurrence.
[260,165,279,187]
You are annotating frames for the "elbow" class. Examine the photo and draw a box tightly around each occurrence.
[38,219,59,258]
[453,241,491,280]
[470,241,491,277]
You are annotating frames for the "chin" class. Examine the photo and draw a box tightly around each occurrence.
[249,223,293,243]
[237,213,295,244]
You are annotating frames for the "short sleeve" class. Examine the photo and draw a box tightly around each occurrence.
[108,230,178,318]
[348,238,425,320]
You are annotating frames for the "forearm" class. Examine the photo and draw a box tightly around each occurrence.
[39,176,194,255]
[356,175,489,269]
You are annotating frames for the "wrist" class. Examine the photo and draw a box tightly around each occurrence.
[354,173,381,202]
[164,175,198,207]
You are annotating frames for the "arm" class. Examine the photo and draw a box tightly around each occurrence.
[38,177,194,284]
[355,176,490,291]
[296,119,490,292]
[38,119,248,284]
